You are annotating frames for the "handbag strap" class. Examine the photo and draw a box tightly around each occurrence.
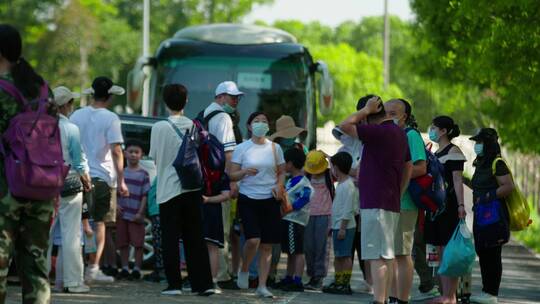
[271,143,285,189]
[491,157,514,182]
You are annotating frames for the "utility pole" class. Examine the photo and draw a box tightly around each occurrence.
[143,0,150,57]
[142,0,151,116]
[383,0,390,90]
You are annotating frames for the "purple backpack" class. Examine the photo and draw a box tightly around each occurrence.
[0,80,69,201]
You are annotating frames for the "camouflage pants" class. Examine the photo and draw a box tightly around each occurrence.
[0,192,53,304]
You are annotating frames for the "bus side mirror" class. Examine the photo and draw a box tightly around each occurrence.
[315,60,333,116]
[126,56,156,113]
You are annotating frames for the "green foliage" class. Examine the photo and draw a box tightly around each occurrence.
[272,20,334,47]
[0,0,273,105]
[272,17,484,131]
[309,43,402,125]
[514,200,540,253]
[112,0,273,51]
[411,0,540,153]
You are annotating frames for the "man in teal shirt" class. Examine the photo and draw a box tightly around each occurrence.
[385,99,428,304]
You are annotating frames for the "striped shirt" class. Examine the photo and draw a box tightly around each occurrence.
[119,167,150,221]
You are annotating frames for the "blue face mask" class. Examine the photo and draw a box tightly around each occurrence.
[474,143,484,156]
[428,129,440,142]
[222,103,235,114]
[251,122,269,137]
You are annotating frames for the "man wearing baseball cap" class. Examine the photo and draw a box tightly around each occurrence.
[202,81,244,288]
[71,76,128,283]
[51,86,91,293]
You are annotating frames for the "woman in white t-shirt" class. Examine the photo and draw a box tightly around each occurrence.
[229,111,285,298]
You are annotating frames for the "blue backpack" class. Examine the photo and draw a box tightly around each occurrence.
[167,120,204,191]
[406,128,446,218]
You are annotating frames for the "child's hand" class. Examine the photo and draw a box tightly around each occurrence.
[133,213,144,224]
[244,168,258,177]
[83,224,94,237]
[229,182,239,199]
[202,195,210,204]
[337,228,346,240]
[272,186,279,199]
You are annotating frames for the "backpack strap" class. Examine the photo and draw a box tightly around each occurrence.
[204,110,224,128]
[0,80,49,111]
[167,119,185,140]
[38,83,49,100]
[324,170,336,201]
[0,79,27,106]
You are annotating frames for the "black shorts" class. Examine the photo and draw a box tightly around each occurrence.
[281,220,305,255]
[87,178,112,222]
[202,203,224,248]
[238,194,281,244]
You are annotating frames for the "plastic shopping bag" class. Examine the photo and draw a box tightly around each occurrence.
[438,219,476,277]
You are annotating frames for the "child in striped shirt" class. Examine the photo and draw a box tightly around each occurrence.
[116,141,150,280]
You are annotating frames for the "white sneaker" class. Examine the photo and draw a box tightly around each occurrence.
[161,287,183,295]
[65,284,91,294]
[85,267,114,283]
[198,288,216,296]
[412,287,441,301]
[256,286,274,298]
[236,271,249,289]
[213,283,223,295]
[470,292,498,304]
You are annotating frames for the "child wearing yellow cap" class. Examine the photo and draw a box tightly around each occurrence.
[303,150,335,290]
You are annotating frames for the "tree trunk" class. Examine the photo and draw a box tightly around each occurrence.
[207,0,216,23]
[79,38,90,107]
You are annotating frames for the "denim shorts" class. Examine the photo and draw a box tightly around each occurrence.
[332,228,356,257]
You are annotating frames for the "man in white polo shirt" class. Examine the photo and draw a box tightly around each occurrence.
[203,81,243,287]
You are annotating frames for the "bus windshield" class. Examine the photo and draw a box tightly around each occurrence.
[155,55,309,138]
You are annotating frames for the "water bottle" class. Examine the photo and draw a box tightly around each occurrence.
[84,233,97,254]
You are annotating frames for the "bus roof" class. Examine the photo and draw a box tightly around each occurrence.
[173,23,297,45]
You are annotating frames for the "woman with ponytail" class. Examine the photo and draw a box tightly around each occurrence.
[0,24,54,303]
[425,116,467,304]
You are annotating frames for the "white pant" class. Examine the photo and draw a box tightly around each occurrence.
[50,193,84,287]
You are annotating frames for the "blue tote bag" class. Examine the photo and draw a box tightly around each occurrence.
[438,219,476,277]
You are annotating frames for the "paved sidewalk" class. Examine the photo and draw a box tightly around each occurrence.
[5,239,540,303]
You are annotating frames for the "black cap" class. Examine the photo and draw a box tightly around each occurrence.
[469,128,498,142]
[92,76,114,98]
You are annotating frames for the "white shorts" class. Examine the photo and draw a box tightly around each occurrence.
[361,208,400,260]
